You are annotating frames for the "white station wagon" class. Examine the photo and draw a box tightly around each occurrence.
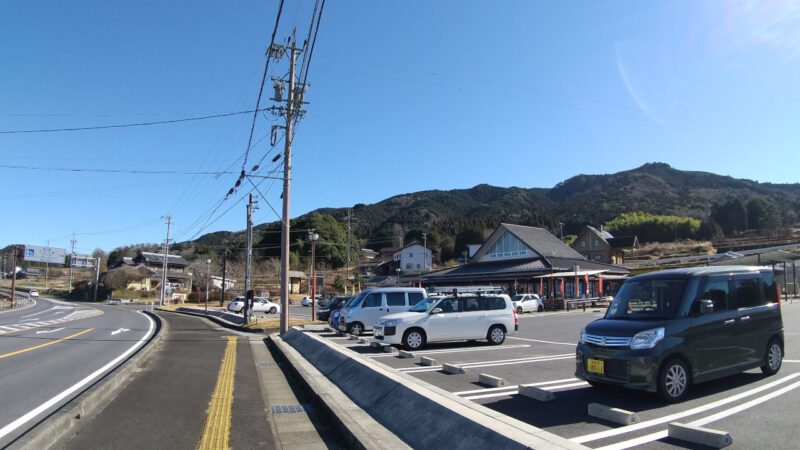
[373,294,518,350]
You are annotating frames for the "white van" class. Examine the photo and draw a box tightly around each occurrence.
[373,294,518,350]
[338,287,427,335]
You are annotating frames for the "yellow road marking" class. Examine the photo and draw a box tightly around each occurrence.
[198,336,238,450]
[0,328,94,359]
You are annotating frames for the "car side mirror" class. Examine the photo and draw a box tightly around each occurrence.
[430,308,443,315]
[699,299,714,315]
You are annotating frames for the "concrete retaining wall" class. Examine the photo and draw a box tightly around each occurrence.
[278,327,586,450]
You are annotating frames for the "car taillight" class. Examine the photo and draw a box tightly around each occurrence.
[513,308,518,324]
[777,285,781,309]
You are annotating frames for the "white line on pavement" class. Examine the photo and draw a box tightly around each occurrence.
[507,336,577,346]
[595,379,800,450]
[571,372,800,444]
[454,377,580,396]
[783,360,800,363]
[463,381,590,400]
[367,344,531,358]
[35,328,64,334]
[400,354,574,373]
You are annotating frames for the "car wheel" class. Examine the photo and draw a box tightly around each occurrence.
[658,358,690,402]
[761,338,783,376]
[348,322,363,336]
[516,306,523,314]
[269,307,277,314]
[487,325,506,345]
[403,328,426,350]
[537,305,544,312]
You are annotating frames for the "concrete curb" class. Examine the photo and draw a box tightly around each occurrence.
[278,327,588,449]
[8,311,167,450]
[668,422,732,448]
[158,307,254,333]
[269,332,409,450]
[479,373,507,387]
[518,384,555,402]
[587,403,640,425]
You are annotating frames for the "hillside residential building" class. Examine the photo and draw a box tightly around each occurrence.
[130,251,193,292]
[422,223,629,299]
[571,226,639,264]
[393,241,432,273]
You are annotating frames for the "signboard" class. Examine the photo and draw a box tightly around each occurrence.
[23,245,67,264]
[70,254,95,269]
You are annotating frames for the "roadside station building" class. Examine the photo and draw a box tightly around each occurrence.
[421,223,629,303]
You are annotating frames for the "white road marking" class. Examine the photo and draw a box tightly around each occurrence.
[507,336,577,346]
[454,377,580,396]
[571,372,800,444]
[21,307,56,318]
[463,381,590,401]
[110,328,130,336]
[35,328,64,334]
[400,354,574,373]
[783,360,800,363]
[0,312,155,441]
[367,344,531,358]
[595,379,800,450]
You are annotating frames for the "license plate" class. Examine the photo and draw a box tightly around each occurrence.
[374,326,383,337]
[587,359,604,374]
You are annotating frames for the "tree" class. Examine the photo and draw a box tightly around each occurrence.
[711,199,747,235]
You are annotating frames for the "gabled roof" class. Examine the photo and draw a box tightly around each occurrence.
[587,226,614,240]
[136,252,190,266]
[288,270,307,279]
[473,223,583,261]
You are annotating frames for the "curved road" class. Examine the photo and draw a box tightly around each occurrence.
[0,295,153,447]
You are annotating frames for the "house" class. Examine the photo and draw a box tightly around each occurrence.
[393,241,432,273]
[571,226,639,264]
[422,223,629,299]
[361,248,379,261]
[288,270,307,294]
[379,247,399,261]
[130,251,193,292]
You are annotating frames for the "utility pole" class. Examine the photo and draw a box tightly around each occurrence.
[45,239,50,292]
[160,214,172,306]
[276,37,304,334]
[220,250,228,307]
[346,209,351,295]
[92,257,100,301]
[10,246,18,307]
[205,258,211,313]
[308,229,319,320]
[244,194,257,324]
[422,232,428,272]
[68,232,76,294]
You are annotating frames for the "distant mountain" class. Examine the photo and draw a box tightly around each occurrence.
[189,163,800,261]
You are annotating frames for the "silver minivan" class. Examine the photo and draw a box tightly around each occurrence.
[338,287,427,335]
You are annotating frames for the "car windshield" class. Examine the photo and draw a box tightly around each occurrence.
[606,278,687,320]
[409,297,439,312]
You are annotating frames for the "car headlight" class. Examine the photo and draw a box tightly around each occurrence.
[384,320,397,327]
[630,327,665,349]
[579,328,587,344]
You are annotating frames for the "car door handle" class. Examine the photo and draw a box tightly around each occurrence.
[724,319,735,326]
[740,315,751,322]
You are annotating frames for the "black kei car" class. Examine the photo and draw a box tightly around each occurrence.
[316,296,351,321]
[576,266,784,402]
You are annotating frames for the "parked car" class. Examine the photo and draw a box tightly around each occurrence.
[338,287,427,335]
[227,296,281,314]
[28,289,39,298]
[373,294,518,350]
[511,293,543,313]
[300,296,313,307]
[575,266,784,402]
[317,296,351,321]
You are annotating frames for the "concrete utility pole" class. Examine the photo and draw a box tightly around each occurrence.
[309,229,319,320]
[159,214,172,306]
[422,232,428,272]
[346,209,351,295]
[205,258,211,313]
[220,250,228,307]
[68,232,76,294]
[245,194,254,324]
[277,38,304,334]
[44,239,50,292]
[92,257,100,301]
[10,246,18,307]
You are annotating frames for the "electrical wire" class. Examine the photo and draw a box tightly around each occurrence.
[0,165,234,176]
[0,108,271,134]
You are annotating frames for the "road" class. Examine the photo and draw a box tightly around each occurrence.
[314,301,800,449]
[0,295,153,448]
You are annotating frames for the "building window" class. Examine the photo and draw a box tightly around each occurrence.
[488,233,528,258]
[416,264,421,269]
[594,240,599,247]
[595,255,601,260]
[405,263,411,269]
[581,241,586,247]
[409,253,413,257]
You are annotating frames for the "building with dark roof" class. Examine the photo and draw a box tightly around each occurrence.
[572,225,639,264]
[422,223,629,299]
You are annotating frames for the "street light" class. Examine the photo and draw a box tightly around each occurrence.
[308,230,319,320]
[396,267,401,286]
[205,259,211,313]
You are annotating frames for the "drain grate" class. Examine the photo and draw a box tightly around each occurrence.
[257,362,280,367]
[270,404,308,414]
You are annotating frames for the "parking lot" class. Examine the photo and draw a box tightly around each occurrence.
[307,302,800,449]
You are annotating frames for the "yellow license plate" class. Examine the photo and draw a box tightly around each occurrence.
[587,359,604,374]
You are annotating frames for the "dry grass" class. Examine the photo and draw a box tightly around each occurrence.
[635,240,715,260]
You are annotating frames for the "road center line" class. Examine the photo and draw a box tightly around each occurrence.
[0,328,94,359]
[198,336,238,450]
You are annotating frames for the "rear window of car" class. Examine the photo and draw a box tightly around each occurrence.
[408,292,424,305]
[761,271,779,304]
[735,277,763,308]
[481,296,507,310]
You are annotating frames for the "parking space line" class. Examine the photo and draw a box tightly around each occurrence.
[571,372,800,444]
[463,381,590,400]
[507,336,576,346]
[784,360,800,363]
[595,379,800,450]
[367,344,531,358]
[454,377,579,396]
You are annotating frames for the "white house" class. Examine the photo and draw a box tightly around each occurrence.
[393,241,432,273]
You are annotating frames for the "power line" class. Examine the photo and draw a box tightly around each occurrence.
[0,108,271,134]
[0,165,234,176]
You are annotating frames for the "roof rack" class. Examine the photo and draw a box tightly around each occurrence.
[427,286,505,296]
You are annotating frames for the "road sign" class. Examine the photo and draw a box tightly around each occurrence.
[23,245,67,264]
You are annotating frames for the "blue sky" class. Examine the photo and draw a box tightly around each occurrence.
[2,1,799,256]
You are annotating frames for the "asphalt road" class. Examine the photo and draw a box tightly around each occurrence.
[0,296,153,447]
[315,301,800,449]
